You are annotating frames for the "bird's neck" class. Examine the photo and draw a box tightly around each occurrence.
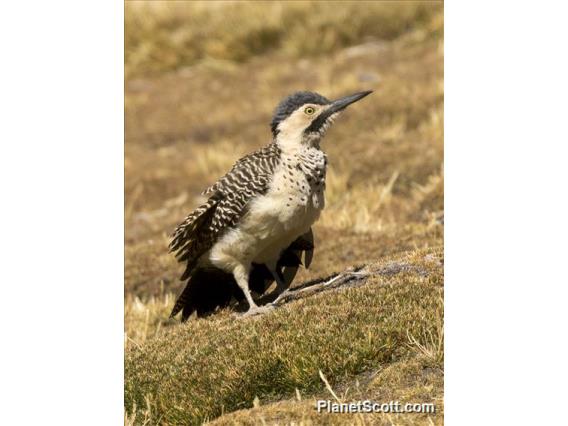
[274,134,323,156]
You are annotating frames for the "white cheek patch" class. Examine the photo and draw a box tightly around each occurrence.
[276,105,338,149]
[276,110,311,143]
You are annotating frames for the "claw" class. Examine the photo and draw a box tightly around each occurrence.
[240,304,274,318]
[271,289,291,306]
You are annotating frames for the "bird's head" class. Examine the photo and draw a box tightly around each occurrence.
[270,90,372,148]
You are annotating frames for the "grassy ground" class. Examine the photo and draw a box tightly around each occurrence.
[125,2,443,424]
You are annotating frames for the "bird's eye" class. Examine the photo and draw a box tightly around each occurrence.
[304,107,315,115]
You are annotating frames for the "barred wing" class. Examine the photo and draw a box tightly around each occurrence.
[169,143,281,280]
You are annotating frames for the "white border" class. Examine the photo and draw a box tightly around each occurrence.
[1,1,568,424]
[446,1,568,424]
[0,2,123,424]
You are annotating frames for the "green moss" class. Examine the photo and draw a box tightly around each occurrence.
[125,254,443,424]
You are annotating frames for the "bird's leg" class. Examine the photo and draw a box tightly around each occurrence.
[272,287,291,306]
[267,262,287,293]
[233,264,273,317]
[267,263,291,306]
[233,264,257,309]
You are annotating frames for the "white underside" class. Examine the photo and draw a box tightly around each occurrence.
[206,153,325,274]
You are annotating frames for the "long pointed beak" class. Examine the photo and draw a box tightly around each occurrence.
[305,90,372,134]
[328,90,373,114]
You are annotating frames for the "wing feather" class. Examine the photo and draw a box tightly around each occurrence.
[169,143,282,280]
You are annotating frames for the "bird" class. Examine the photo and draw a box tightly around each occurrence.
[169,90,372,321]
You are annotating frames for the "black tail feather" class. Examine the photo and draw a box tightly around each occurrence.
[171,268,237,321]
[170,228,316,320]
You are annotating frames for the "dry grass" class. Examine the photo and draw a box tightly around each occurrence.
[125,1,443,424]
[209,355,443,426]
[125,250,443,425]
[125,1,442,79]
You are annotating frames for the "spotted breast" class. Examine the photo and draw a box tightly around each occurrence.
[209,146,327,269]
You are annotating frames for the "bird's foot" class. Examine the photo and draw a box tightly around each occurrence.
[239,304,274,318]
[271,289,291,306]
